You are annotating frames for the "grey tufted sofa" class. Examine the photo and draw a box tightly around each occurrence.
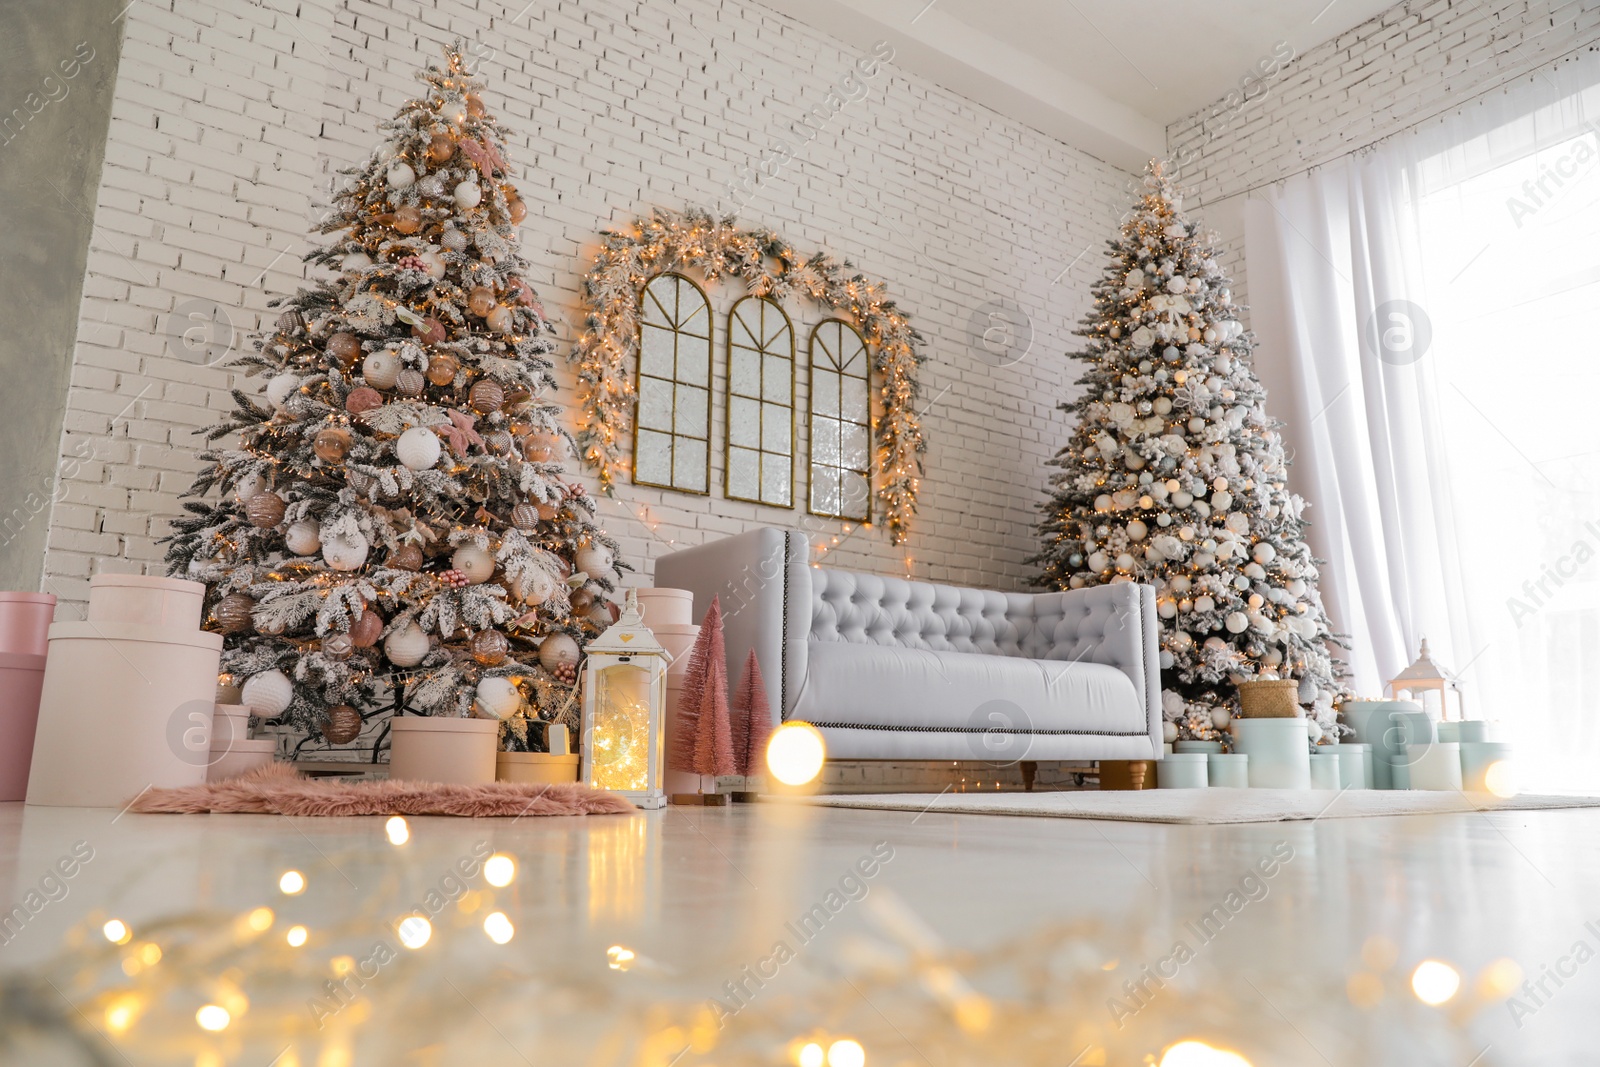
[654,528,1162,763]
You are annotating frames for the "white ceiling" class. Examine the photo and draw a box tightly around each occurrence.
[756,0,1400,170]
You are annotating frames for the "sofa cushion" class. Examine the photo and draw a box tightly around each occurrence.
[810,568,1038,656]
[790,639,1145,740]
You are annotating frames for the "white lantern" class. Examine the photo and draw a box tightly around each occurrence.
[362,351,401,390]
[475,676,522,719]
[396,427,441,471]
[284,519,321,556]
[322,531,369,571]
[451,544,495,583]
[580,590,667,809]
[1387,637,1467,721]
[241,669,294,716]
[384,622,430,668]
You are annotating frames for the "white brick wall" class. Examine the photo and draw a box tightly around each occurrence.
[46,0,1131,614]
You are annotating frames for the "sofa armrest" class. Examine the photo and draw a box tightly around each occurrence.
[652,528,810,726]
[1032,583,1161,753]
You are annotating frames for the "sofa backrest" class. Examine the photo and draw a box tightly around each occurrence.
[809,567,1046,657]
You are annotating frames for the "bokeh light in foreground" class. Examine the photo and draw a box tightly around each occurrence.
[385,815,410,845]
[1159,1040,1252,1067]
[1412,960,1461,1005]
[195,1004,231,1032]
[278,870,306,895]
[827,1038,866,1067]
[483,911,514,944]
[767,721,826,785]
[607,945,636,971]
[397,916,432,949]
[286,925,308,948]
[797,1043,825,1067]
[484,853,516,887]
[1484,760,1518,798]
[102,919,131,944]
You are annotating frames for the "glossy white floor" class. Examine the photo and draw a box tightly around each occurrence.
[0,797,1594,1066]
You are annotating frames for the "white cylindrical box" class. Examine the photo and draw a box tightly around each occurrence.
[387,716,499,785]
[1232,718,1311,789]
[1156,753,1209,789]
[635,588,695,628]
[652,623,700,679]
[208,738,277,782]
[1207,753,1249,788]
[1406,742,1463,791]
[27,621,223,806]
[1309,752,1341,789]
[87,574,206,630]
[1335,743,1373,789]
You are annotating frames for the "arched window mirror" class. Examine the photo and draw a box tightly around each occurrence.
[634,273,711,493]
[725,296,795,507]
[808,319,872,522]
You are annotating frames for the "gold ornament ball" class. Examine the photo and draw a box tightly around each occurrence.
[326,332,362,367]
[322,632,355,660]
[471,629,509,666]
[466,93,486,117]
[468,286,497,317]
[426,132,454,163]
[395,368,426,396]
[350,610,384,648]
[469,379,504,414]
[313,426,352,463]
[507,196,527,225]
[393,205,422,235]
[388,544,423,572]
[245,491,286,529]
[321,704,362,745]
[486,306,512,334]
[277,309,305,334]
[510,503,540,531]
[215,593,256,634]
[426,353,460,386]
[485,430,513,455]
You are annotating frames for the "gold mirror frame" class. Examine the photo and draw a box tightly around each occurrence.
[724,295,796,508]
[632,272,712,494]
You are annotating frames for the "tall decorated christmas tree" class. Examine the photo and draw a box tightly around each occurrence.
[1035,162,1345,743]
[164,45,622,755]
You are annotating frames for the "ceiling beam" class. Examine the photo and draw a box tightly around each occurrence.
[754,0,1165,172]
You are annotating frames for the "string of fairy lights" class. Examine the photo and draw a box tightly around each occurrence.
[568,206,927,546]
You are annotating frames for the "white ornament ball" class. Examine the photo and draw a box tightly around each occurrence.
[384,623,430,667]
[1253,543,1277,564]
[1087,552,1110,574]
[454,181,482,209]
[322,531,369,571]
[1212,491,1233,511]
[1194,595,1216,613]
[574,545,612,578]
[1225,611,1250,634]
[386,163,415,189]
[1094,494,1113,513]
[1126,520,1148,542]
[362,351,401,390]
[419,251,446,280]
[1166,276,1188,294]
[395,426,442,471]
[441,228,468,252]
[1115,552,1136,571]
[1170,630,1194,651]
[1158,649,1174,668]
[1172,491,1193,508]
[241,669,294,716]
[486,306,512,334]
[266,373,299,411]
[451,544,496,584]
[1157,599,1177,619]
[234,472,268,503]
[1211,708,1232,730]
[284,519,322,556]
[1161,721,1179,743]
[474,676,522,719]
[538,632,580,672]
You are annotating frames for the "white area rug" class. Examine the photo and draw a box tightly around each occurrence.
[794,789,1600,825]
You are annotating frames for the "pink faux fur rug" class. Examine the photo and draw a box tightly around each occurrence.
[128,762,637,817]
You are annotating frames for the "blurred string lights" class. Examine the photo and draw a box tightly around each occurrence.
[15,882,1518,1067]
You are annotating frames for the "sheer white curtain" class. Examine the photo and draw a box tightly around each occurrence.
[1246,51,1600,790]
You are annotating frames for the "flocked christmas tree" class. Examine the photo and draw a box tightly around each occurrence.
[163,45,622,756]
[1035,162,1346,743]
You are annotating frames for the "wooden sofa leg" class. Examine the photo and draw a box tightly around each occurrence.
[1021,761,1037,792]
